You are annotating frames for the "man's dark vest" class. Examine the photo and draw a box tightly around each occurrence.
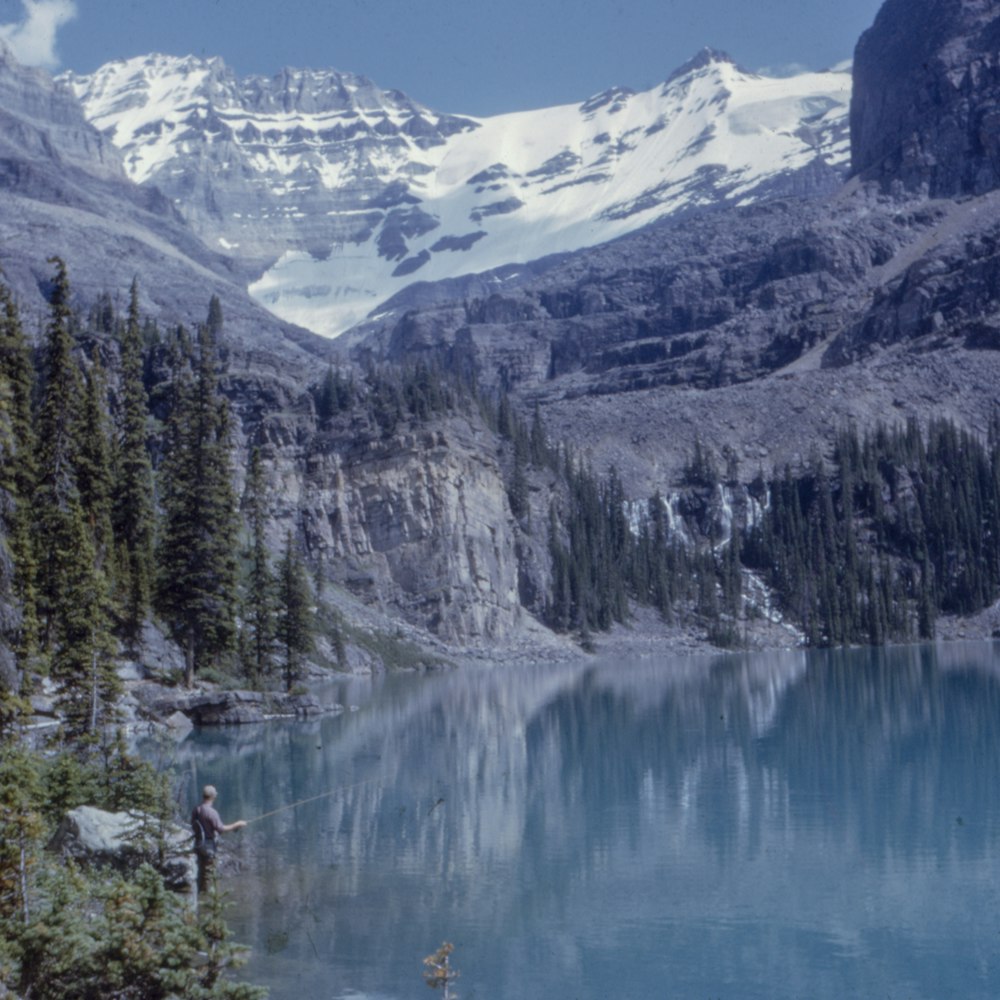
[191,803,218,856]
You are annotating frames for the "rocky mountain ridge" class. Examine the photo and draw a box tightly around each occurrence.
[354,0,1000,501]
[0,40,324,362]
[62,50,851,337]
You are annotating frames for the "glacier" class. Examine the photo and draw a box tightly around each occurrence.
[63,49,850,338]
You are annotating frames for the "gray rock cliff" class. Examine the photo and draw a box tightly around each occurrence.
[219,360,525,643]
[851,0,1000,196]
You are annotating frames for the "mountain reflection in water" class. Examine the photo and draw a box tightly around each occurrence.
[160,644,1000,1000]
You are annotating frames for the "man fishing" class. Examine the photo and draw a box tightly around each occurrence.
[191,784,247,893]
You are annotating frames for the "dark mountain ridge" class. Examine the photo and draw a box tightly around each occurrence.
[352,0,1000,496]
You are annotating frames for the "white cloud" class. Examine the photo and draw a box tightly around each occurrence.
[756,59,854,80]
[0,0,77,70]
[756,62,812,79]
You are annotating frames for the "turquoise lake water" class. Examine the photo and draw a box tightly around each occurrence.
[170,643,1000,999]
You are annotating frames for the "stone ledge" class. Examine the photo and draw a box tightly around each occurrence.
[131,684,342,726]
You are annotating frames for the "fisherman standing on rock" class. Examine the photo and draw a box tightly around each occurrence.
[192,784,247,893]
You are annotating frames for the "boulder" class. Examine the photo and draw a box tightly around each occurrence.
[163,709,194,733]
[48,805,196,891]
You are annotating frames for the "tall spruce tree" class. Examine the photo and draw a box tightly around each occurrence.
[155,311,239,687]
[240,446,274,687]
[50,506,119,738]
[77,362,115,570]
[34,257,81,651]
[0,279,39,665]
[113,278,155,648]
[33,260,118,734]
[275,531,313,693]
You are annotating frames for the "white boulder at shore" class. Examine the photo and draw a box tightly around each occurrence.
[48,805,197,891]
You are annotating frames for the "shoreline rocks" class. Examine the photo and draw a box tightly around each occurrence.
[132,683,341,727]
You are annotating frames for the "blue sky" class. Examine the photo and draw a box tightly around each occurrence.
[1,0,884,115]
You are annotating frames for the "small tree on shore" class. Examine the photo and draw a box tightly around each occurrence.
[423,941,459,1000]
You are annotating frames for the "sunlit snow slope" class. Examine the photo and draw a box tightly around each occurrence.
[64,50,850,338]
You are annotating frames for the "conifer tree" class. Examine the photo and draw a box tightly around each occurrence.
[34,257,82,651]
[155,312,239,686]
[28,261,119,734]
[58,362,119,738]
[0,746,43,982]
[0,279,38,664]
[241,446,274,687]
[316,364,348,422]
[49,505,119,739]
[507,451,529,521]
[529,404,548,467]
[275,531,313,692]
[113,278,155,647]
[77,362,115,570]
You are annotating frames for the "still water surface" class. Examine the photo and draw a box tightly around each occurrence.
[172,644,1000,999]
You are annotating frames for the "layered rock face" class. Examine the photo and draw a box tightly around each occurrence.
[851,0,1000,196]
[62,55,478,283]
[376,193,914,399]
[263,409,523,643]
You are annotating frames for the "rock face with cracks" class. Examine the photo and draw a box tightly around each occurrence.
[261,408,523,643]
[851,0,1000,197]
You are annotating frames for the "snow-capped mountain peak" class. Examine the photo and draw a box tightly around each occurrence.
[63,50,851,338]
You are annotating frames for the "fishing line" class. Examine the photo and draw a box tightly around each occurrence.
[244,775,386,825]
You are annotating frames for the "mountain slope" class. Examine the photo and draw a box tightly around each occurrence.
[0,41,325,359]
[64,51,851,337]
[358,0,1000,500]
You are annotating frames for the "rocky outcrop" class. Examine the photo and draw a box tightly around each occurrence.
[267,413,523,643]
[48,805,196,891]
[851,0,1000,196]
[826,192,1000,363]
